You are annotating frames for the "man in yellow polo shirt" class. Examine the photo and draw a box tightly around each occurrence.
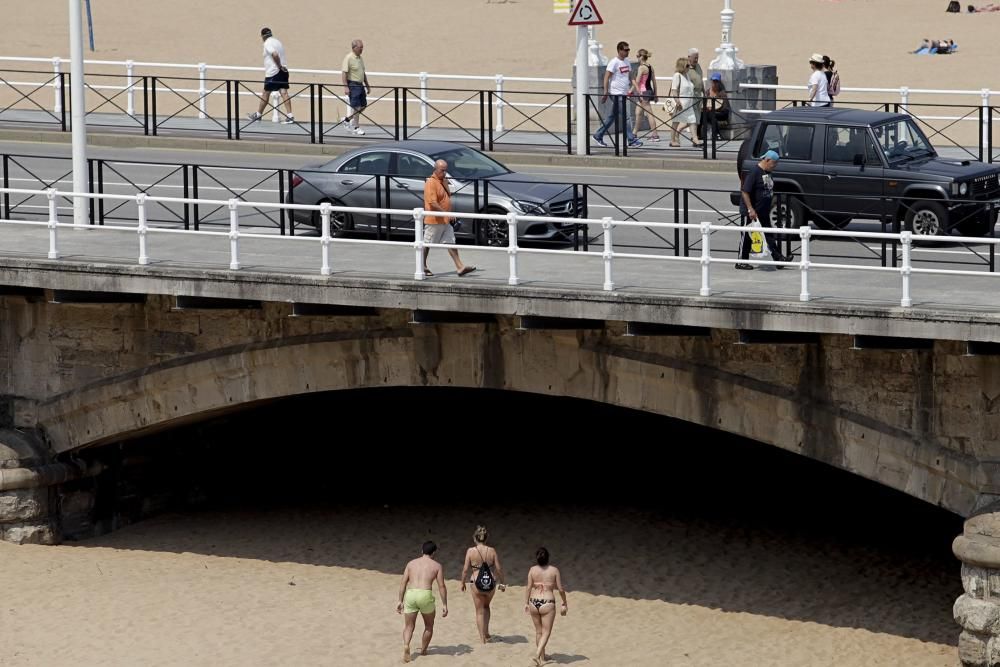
[341,39,371,135]
[422,159,476,277]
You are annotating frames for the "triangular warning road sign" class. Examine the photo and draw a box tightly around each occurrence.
[568,0,603,25]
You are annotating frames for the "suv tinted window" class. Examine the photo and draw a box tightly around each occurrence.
[339,151,392,175]
[826,126,880,165]
[759,123,814,161]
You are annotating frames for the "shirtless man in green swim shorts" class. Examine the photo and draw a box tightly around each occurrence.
[396,540,448,663]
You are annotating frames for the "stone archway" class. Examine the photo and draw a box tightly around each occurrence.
[32,322,981,516]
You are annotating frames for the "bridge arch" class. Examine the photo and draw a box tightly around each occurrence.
[34,323,980,515]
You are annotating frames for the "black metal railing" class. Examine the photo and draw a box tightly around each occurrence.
[1,70,999,164]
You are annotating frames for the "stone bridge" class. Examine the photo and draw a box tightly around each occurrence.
[0,258,999,664]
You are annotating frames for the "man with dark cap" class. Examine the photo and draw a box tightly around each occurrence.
[736,149,794,270]
[247,27,295,124]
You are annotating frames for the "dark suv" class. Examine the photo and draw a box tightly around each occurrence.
[737,108,1000,236]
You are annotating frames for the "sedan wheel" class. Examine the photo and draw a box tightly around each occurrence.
[477,209,510,246]
[312,199,353,236]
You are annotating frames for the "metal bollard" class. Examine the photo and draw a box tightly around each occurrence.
[136,193,149,265]
[495,74,505,133]
[602,216,614,291]
[799,226,811,302]
[899,85,909,115]
[52,57,62,114]
[126,60,135,116]
[419,72,429,128]
[198,63,207,119]
[900,230,913,307]
[46,188,59,260]
[506,211,519,286]
[271,92,281,122]
[699,221,711,297]
[228,199,240,270]
[319,202,332,276]
[413,208,426,280]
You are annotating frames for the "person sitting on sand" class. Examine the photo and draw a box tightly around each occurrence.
[396,541,448,663]
[460,525,507,644]
[524,547,567,666]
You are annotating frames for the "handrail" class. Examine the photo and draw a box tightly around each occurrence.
[5,184,1000,308]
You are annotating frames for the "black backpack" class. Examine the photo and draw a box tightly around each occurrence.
[474,547,496,592]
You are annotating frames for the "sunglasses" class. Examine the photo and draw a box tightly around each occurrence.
[622,47,630,51]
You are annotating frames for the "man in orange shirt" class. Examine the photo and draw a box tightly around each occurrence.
[422,159,476,277]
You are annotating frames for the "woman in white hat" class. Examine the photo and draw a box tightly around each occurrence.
[807,53,831,107]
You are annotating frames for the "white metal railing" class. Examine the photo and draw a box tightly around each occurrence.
[3,185,998,309]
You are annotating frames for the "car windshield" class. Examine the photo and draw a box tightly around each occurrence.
[428,146,510,179]
[873,119,936,163]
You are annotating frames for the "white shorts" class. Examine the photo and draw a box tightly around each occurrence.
[423,223,456,245]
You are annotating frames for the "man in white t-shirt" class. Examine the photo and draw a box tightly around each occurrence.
[807,53,830,108]
[248,27,295,124]
[593,41,642,148]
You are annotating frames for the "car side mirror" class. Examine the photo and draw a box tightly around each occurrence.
[852,154,865,167]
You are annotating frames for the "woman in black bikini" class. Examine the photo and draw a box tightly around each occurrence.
[524,547,567,666]
[460,525,505,644]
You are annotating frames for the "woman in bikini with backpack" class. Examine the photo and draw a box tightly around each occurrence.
[460,525,506,644]
[524,547,568,666]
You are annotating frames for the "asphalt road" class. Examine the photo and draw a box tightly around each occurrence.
[0,140,993,272]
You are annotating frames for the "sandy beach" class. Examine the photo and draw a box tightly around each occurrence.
[0,498,959,666]
[10,0,1000,96]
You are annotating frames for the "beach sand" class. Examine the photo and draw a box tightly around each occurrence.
[10,0,999,95]
[0,501,959,666]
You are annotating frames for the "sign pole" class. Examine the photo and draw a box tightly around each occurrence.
[575,25,587,156]
[568,0,603,155]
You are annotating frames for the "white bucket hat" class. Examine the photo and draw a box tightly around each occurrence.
[809,53,825,64]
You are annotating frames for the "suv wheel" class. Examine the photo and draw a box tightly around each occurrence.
[770,197,805,229]
[904,201,948,236]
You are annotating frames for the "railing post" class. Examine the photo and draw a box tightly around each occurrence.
[900,230,913,308]
[602,216,614,291]
[983,88,991,163]
[52,57,62,113]
[413,208,426,280]
[198,63,207,119]
[46,188,59,260]
[136,192,149,265]
[495,74,504,133]
[506,211,519,286]
[799,225,811,302]
[319,201,332,276]
[228,198,240,270]
[125,59,135,116]
[699,220,711,297]
[899,86,909,115]
[419,72,429,128]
